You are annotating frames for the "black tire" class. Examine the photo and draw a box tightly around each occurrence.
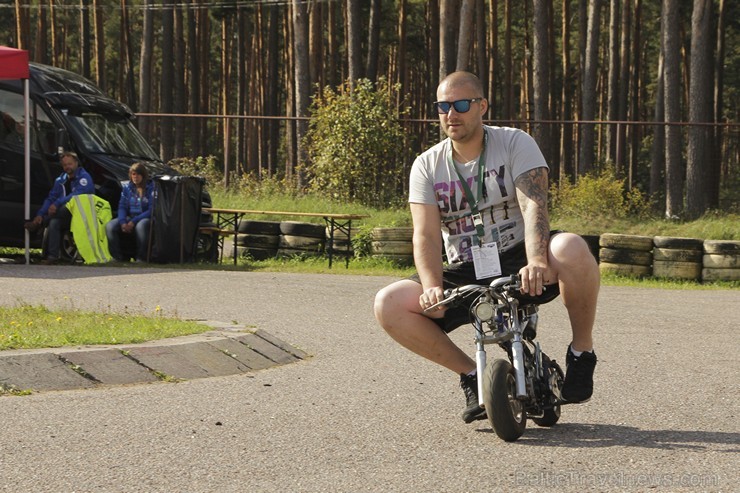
[580,234,601,263]
[236,245,278,261]
[279,234,325,250]
[703,240,740,255]
[372,227,413,242]
[653,247,703,262]
[370,240,414,255]
[237,220,281,235]
[41,227,78,262]
[599,247,652,266]
[279,221,325,238]
[482,359,526,442]
[599,233,653,252]
[532,356,563,427]
[236,233,280,248]
[653,236,703,250]
[599,262,652,277]
[195,230,219,263]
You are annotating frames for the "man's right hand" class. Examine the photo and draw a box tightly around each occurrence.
[420,286,446,313]
[47,204,57,216]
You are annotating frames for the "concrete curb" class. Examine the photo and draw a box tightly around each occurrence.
[0,321,309,393]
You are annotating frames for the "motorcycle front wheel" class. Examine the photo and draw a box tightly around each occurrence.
[482,358,526,442]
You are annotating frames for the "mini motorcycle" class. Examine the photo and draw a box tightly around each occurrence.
[427,274,565,442]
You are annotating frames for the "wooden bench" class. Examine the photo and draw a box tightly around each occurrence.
[202,208,369,268]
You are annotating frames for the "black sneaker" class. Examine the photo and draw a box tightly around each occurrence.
[460,373,487,423]
[561,345,597,403]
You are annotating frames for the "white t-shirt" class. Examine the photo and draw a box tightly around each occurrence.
[409,125,548,263]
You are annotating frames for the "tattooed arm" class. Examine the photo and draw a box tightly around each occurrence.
[515,167,552,296]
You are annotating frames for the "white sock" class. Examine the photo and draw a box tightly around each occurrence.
[570,346,593,357]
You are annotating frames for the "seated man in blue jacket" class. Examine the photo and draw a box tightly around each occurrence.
[24,151,95,264]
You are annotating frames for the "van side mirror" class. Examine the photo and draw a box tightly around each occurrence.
[56,128,69,154]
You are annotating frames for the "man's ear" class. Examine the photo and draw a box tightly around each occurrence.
[479,98,489,117]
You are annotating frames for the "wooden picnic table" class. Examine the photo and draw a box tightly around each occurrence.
[203,208,369,268]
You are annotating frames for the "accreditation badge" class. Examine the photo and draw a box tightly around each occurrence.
[471,242,502,280]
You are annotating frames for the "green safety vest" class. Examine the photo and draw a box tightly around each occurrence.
[64,194,112,264]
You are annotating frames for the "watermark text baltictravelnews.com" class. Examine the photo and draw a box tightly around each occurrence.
[516,471,720,488]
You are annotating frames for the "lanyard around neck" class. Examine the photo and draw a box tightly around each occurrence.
[446,128,488,241]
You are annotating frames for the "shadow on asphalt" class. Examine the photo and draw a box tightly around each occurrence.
[0,262,195,281]
[476,423,740,451]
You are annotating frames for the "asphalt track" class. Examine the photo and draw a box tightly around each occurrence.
[0,264,738,492]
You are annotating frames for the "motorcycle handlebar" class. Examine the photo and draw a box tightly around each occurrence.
[423,274,522,313]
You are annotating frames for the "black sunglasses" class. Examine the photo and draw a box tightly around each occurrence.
[433,98,483,114]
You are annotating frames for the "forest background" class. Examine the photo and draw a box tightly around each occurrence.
[3,0,738,221]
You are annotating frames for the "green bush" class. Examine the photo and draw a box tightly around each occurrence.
[550,168,651,221]
[303,78,409,208]
[168,155,224,188]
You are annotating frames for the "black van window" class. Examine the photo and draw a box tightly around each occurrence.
[34,103,56,154]
[0,90,32,150]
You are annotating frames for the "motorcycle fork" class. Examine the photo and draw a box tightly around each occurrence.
[474,321,487,408]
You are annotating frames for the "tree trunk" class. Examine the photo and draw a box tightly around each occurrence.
[293,0,310,187]
[15,0,30,51]
[34,2,48,64]
[475,0,487,93]
[80,0,92,79]
[487,0,498,116]
[173,4,186,158]
[440,0,458,80]
[685,0,714,219]
[663,0,683,218]
[503,0,513,120]
[709,0,725,209]
[139,0,154,141]
[532,0,550,162]
[309,1,323,89]
[606,0,619,164]
[186,0,200,158]
[578,0,602,175]
[346,0,363,87]
[366,0,381,82]
[649,16,665,203]
[616,0,630,178]
[560,0,575,184]
[160,4,175,162]
[397,0,408,107]
[93,0,105,92]
[456,0,475,71]
[266,5,280,176]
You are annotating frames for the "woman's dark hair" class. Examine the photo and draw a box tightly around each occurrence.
[129,162,150,184]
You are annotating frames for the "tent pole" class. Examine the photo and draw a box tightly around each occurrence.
[24,78,30,265]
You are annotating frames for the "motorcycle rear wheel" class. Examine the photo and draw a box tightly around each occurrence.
[482,358,526,442]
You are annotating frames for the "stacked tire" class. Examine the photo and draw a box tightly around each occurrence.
[277,221,325,258]
[325,226,354,259]
[598,233,653,277]
[236,220,281,260]
[371,227,414,266]
[652,236,703,281]
[702,240,740,282]
[580,234,601,263]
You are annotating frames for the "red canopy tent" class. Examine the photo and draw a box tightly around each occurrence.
[0,46,31,263]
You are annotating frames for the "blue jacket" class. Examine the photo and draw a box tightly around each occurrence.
[36,167,95,218]
[117,180,154,226]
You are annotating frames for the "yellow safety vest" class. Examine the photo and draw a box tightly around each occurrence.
[64,194,112,263]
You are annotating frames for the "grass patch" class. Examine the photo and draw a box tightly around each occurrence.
[0,305,211,351]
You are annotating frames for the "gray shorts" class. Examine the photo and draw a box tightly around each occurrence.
[409,238,560,333]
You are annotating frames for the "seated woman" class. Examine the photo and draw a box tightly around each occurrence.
[106,163,154,262]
